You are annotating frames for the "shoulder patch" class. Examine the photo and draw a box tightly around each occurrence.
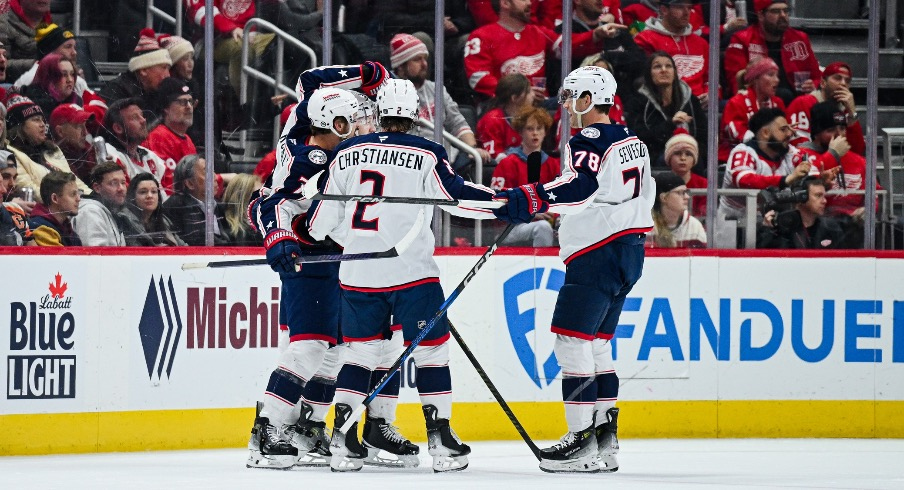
[580,127,600,139]
[309,149,328,165]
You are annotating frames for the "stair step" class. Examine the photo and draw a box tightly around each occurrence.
[791,18,869,30]
[809,46,903,78]
[792,0,861,21]
[850,78,904,89]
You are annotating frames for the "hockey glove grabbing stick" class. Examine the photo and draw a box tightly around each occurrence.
[303,170,505,209]
[181,209,424,270]
[337,152,543,435]
[449,321,541,460]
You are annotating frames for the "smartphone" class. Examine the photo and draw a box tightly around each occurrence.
[92,136,109,162]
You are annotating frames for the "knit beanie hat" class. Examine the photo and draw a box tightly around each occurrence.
[809,101,847,136]
[743,57,779,84]
[390,33,429,69]
[156,77,193,109]
[159,34,194,63]
[35,23,75,58]
[5,95,44,128]
[129,28,172,72]
[664,129,699,164]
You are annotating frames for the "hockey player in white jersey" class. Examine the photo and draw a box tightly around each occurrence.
[494,66,654,474]
[308,79,497,473]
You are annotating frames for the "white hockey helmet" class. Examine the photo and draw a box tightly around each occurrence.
[376,79,419,121]
[307,88,360,138]
[352,91,378,135]
[559,66,617,115]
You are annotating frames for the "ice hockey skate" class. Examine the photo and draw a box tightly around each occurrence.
[423,405,470,472]
[329,404,366,472]
[246,403,298,470]
[596,407,619,472]
[538,425,600,474]
[362,416,420,468]
[288,402,331,467]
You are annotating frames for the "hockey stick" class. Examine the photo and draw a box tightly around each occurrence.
[181,209,424,270]
[303,170,505,209]
[337,152,543,435]
[449,321,542,460]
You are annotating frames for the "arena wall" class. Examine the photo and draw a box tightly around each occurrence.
[2,247,903,455]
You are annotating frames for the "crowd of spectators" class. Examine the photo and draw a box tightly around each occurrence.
[0,0,888,250]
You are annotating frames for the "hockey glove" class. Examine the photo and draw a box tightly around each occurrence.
[264,229,302,274]
[291,213,341,251]
[492,183,550,225]
[360,61,389,98]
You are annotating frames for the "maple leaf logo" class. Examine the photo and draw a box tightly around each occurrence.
[49,273,68,299]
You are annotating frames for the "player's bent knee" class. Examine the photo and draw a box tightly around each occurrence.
[277,339,329,381]
[592,338,615,372]
[411,342,449,368]
[314,344,346,381]
[379,331,404,368]
[554,335,594,376]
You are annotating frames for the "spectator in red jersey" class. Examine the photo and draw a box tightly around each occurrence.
[101,97,168,198]
[464,0,559,99]
[647,171,707,248]
[796,101,877,247]
[786,62,864,156]
[663,129,707,218]
[719,57,785,162]
[476,73,535,163]
[724,0,820,103]
[144,78,197,194]
[49,103,97,184]
[490,106,559,247]
[633,0,713,109]
[624,51,707,168]
[21,53,80,117]
[186,0,274,97]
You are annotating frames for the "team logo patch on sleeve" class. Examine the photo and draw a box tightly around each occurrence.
[309,149,328,165]
[581,127,600,138]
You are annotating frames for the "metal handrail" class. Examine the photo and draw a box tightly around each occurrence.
[147,0,183,37]
[240,18,317,150]
[417,118,486,247]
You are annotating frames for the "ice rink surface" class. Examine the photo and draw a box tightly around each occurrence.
[3,439,904,489]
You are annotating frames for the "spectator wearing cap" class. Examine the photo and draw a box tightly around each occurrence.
[50,103,97,183]
[633,0,714,108]
[158,34,207,150]
[647,171,707,248]
[186,0,274,97]
[390,33,491,171]
[797,101,878,227]
[786,61,865,155]
[28,170,82,246]
[724,0,820,103]
[143,78,198,194]
[101,97,168,199]
[719,56,785,162]
[99,28,172,109]
[21,53,81,117]
[6,95,91,200]
[0,0,53,80]
[664,129,708,218]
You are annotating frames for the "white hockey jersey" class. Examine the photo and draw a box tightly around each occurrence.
[543,123,655,263]
[308,131,496,290]
[719,141,815,219]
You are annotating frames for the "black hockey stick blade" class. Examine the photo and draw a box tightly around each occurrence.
[181,209,424,270]
[449,322,542,460]
[303,170,504,209]
[527,151,542,183]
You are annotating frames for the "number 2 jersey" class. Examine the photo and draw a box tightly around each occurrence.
[308,132,496,290]
[544,123,655,264]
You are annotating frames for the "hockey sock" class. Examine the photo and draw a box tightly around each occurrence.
[262,367,306,426]
[301,377,336,423]
[595,371,618,426]
[367,368,400,423]
[333,363,372,409]
[562,376,597,432]
[416,366,452,419]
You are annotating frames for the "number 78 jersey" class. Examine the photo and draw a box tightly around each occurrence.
[544,123,655,263]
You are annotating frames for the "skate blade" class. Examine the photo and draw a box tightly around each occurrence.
[598,454,619,472]
[539,455,601,474]
[432,455,469,473]
[330,455,364,472]
[246,450,296,470]
[364,447,420,468]
[295,452,330,467]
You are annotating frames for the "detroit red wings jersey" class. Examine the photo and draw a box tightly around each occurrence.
[542,123,654,263]
[143,124,197,194]
[720,142,816,217]
[464,22,559,97]
[187,0,254,34]
[785,93,866,155]
[308,132,496,290]
[634,20,711,96]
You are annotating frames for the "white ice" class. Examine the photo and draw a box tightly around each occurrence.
[2,439,904,489]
